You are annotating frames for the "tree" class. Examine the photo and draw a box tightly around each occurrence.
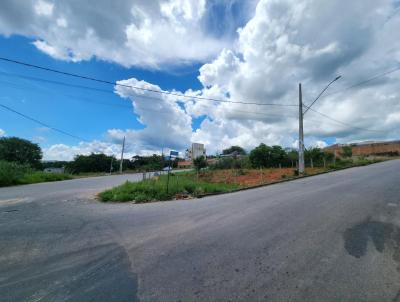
[193,156,207,172]
[322,151,334,168]
[222,146,246,156]
[342,146,353,158]
[0,137,42,168]
[66,153,116,174]
[305,148,323,168]
[249,143,272,168]
[287,149,299,168]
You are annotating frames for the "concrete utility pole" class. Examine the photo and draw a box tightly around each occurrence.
[298,83,305,174]
[298,76,341,174]
[109,157,114,175]
[119,136,125,174]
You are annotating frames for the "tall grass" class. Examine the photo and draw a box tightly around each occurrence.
[0,160,72,187]
[99,173,239,203]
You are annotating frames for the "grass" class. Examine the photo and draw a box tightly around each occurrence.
[99,156,393,203]
[18,171,72,184]
[0,160,72,187]
[99,172,239,203]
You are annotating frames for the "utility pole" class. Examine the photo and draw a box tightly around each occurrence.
[298,76,341,175]
[119,136,125,174]
[298,83,305,174]
[109,157,114,175]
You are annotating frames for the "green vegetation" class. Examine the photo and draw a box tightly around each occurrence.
[193,156,207,172]
[99,150,387,203]
[18,171,72,184]
[65,153,178,174]
[99,173,239,203]
[66,153,117,174]
[222,145,247,155]
[210,156,251,170]
[0,160,71,186]
[342,146,353,158]
[0,137,42,169]
[249,144,288,168]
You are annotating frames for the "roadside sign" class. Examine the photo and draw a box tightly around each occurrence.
[170,150,179,157]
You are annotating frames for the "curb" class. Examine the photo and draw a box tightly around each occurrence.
[196,160,385,199]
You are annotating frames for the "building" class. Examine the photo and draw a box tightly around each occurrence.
[324,140,400,157]
[177,160,193,169]
[186,143,206,160]
[44,167,65,174]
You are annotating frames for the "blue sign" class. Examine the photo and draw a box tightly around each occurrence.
[170,151,179,157]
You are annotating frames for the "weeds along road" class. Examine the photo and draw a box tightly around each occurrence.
[1,160,400,302]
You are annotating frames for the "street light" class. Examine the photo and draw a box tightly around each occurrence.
[298,76,341,174]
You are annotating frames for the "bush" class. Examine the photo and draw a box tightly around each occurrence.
[0,160,72,187]
[0,161,30,186]
[0,137,42,169]
[99,173,239,202]
[18,172,72,184]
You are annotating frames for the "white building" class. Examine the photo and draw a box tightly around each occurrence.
[186,143,206,160]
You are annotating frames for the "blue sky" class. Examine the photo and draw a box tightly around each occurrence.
[0,0,399,160]
[0,35,204,147]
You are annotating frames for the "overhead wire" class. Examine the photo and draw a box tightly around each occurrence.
[0,57,297,107]
[1,56,398,137]
[0,103,89,141]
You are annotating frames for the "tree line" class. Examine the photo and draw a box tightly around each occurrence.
[207,144,338,170]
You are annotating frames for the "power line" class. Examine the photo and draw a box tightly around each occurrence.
[0,103,89,141]
[0,71,297,118]
[317,65,400,99]
[1,56,396,135]
[0,57,297,107]
[306,107,385,133]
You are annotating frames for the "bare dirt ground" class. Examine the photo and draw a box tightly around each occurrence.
[199,167,327,187]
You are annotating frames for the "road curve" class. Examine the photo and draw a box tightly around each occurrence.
[1,160,400,301]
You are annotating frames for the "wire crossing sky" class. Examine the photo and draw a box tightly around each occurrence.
[0,0,399,160]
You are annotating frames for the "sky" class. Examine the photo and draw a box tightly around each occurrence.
[0,0,399,161]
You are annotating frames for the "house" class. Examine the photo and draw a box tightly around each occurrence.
[44,167,65,174]
[177,160,193,168]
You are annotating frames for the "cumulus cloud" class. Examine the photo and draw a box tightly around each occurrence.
[43,140,126,161]
[187,0,400,153]
[0,0,252,68]
[0,129,5,137]
[25,0,400,158]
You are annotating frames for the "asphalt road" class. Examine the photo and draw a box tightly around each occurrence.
[1,160,400,302]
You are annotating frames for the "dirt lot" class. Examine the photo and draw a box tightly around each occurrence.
[199,168,327,187]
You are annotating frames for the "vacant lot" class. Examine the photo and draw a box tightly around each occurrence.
[200,167,326,186]
[99,167,328,203]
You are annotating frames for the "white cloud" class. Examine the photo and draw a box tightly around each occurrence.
[43,141,124,161]
[0,129,5,137]
[112,78,193,151]
[0,0,251,68]
[34,0,53,17]
[28,0,400,158]
[186,0,400,153]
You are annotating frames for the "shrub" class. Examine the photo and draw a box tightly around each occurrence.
[99,173,239,202]
[0,160,72,187]
[18,172,72,184]
[0,161,30,186]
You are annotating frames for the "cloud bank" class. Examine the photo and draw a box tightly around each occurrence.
[4,0,398,160]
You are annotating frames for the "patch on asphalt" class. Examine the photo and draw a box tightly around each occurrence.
[1,242,139,302]
[343,219,400,263]
[0,198,29,206]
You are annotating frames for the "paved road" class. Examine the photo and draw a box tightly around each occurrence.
[1,161,400,301]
